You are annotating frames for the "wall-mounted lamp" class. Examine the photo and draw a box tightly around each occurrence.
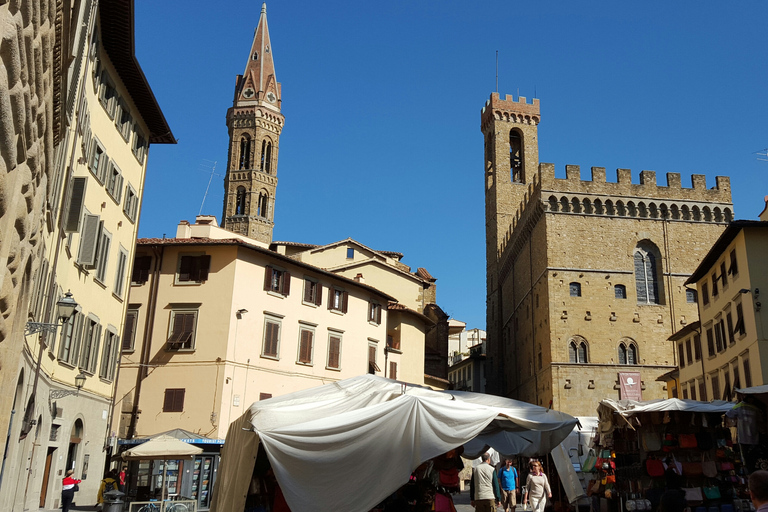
[25,292,78,336]
[739,288,751,294]
[49,371,87,411]
[236,308,248,319]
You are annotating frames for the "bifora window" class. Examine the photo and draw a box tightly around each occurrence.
[619,341,638,365]
[177,254,211,283]
[634,243,660,304]
[568,337,588,363]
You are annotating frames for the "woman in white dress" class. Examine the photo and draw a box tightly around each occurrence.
[522,460,552,512]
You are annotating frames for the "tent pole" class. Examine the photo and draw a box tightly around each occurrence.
[162,459,168,508]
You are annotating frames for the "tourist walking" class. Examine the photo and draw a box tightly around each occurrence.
[61,469,81,512]
[470,452,501,512]
[498,458,519,512]
[523,460,551,512]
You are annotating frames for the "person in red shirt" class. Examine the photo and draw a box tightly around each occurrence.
[119,465,127,492]
[62,469,81,512]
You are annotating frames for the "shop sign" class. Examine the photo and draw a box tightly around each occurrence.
[618,372,642,400]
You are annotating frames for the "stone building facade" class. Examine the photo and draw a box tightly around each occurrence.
[482,92,733,416]
[221,4,282,244]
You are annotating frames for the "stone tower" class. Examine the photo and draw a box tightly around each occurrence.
[481,94,541,395]
[222,3,284,244]
[481,93,733,415]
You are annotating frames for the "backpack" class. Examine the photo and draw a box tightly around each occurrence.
[104,479,117,493]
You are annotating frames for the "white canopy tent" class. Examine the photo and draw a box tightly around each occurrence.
[597,398,735,430]
[210,375,577,512]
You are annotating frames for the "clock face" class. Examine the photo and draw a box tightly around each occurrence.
[243,88,254,99]
[266,92,276,103]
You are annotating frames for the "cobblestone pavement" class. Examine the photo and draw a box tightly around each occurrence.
[453,490,524,512]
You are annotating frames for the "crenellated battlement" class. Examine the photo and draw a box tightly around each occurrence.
[481,93,540,131]
[536,164,731,203]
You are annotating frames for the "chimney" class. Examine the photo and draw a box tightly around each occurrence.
[354,273,365,283]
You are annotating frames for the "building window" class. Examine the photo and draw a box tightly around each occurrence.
[614,285,627,299]
[257,190,269,218]
[297,327,314,365]
[163,389,185,412]
[686,289,697,303]
[734,303,746,336]
[80,316,102,374]
[387,334,401,351]
[368,302,382,324]
[116,100,132,140]
[262,317,281,358]
[711,373,720,402]
[113,246,129,297]
[689,381,697,400]
[368,342,380,374]
[132,128,147,163]
[619,342,637,365]
[728,250,738,277]
[711,273,719,297]
[731,360,741,391]
[726,311,735,345]
[685,338,693,365]
[94,227,112,283]
[714,318,726,352]
[89,140,107,183]
[123,183,138,222]
[346,248,354,259]
[509,130,523,183]
[743,357,752,388]
[303,278,322,306]
[723,366,732,401]
[634,244,660,304]
[122,309,138,352]
[327,333,342,370]
[569,282,581,297]
[235,186,247,215]
[720,262,728,288]
[693,334,702,361]
[132,255,152,284]
[389,361,398,380]
[677,343,685,368]
[99,71,117,117]
[106,162,123,203]
[167,310,197,350]
[699,380,707,401]
[177,254,212,283]
[260,139,273,173]
[568,338,588,363]
[702,283,710,306]
[77,213,102,268]
[58,311,84,365]
[263,265,290,295]
[239,137,252,169]
[328,286,348,313]
[706,326,715,357]
[682,388,689,399]
[99,328,119,381]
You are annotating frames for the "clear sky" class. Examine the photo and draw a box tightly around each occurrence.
[133,1,768,331]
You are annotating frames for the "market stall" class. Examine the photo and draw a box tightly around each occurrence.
[592,398,748,512]
[210,374,578,512]
[731,386,768,473]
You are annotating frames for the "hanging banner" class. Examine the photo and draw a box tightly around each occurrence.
[619,372,642,401]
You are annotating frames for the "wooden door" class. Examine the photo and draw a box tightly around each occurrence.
[40,447,55,507]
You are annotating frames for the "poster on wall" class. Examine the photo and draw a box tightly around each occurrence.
[618,371,642,401]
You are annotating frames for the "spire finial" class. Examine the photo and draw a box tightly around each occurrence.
[261,3,267,14]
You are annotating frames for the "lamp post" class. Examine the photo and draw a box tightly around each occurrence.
[24,291,79,336]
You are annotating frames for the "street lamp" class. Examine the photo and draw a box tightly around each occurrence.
[49,372,87,412]
[25,291,78,336]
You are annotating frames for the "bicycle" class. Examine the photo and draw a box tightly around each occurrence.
[136,500,189,512]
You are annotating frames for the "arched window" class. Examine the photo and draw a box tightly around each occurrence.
[560,197,570,213]
[604,200,615,216]
[509,130,523,183]
[571,197,582,213]
[634,243,660,304]
[593,199,604,215]
[548,196,559,212]
[569,337,588,363]
[257,190,269,218]
[261,139,273,173]
[569,282,582,297]
[239,136,251,169]
[616,201,626,216]
[618,342,638,365]
[235,186,246,215]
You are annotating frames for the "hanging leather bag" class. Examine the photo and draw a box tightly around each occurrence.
[646,458,665,477]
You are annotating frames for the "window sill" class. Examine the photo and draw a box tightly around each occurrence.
[93,278,107,289]
[325,366,341,372]
[121,349,135,354]
[99,377,113,385]
[174,280,203,286]
[166,347,195,353]
[296,361,313,367]
[261,354,279,361]
[266,290,287,299]
[302,301,319,308]
[112,292,124,303]
[386,347,402,354]
[58,360,77,370]
[329,309,345,316]
[131,281,148,287]
[368,321,381,327]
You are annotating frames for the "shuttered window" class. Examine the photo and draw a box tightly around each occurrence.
[122,310,138,351]
[329,287,348,313]
[729,250,738,277]
[95,228,112,283]
[263,266,290,295]
[726,312,735,345]
[80,317,102,373]
[77,214,101,267]
[64,177,88,232]
[167,311,197,350]
[706,327,715,357]
[114,246,129,297]
[368,344,378,374]
[297,329,313,364]
[702,283,710,306]
[99,329,119,380]
[693,334,702,361]
[634,247,659,304]
[106,162,123,203]
[262,319,280,358]
[123,183,138,222]
[90,141,106,183]
[743,358,752,388]
[178,255,212,283]
[303,279,322,305]
[711,374,720,402]
[58,311,82,364]
[734,303,746,336]
[327,335,341,369]
[368,303,382,324]
[686,338,693,364]
[389,361,397,380]
[163,389,185,412]
[132,256,152,284]
[711,273,719,297]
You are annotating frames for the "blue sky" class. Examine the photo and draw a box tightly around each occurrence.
[134,1,768,331]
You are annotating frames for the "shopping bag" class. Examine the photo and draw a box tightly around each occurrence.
[684,487,704,505]
[583,449,597,472]
[683,462,703,477]
[703,486,721,500]
[702,460,717,478]
[646,458,665,477]
[679,434,698,449]
[643,432,662,452]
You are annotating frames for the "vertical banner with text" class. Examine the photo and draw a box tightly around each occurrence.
[618,371,642,401]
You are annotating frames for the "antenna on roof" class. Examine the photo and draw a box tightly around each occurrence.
[198,160,222,215]
[756,148,768,162]
[495,50,498,93]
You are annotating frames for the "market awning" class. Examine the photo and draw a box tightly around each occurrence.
[210,375,578,512]
[599,397,735,417]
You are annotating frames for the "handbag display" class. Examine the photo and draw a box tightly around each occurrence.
[646,458,665,477]
[702,460,718,478]
[718,462,734,471]
[703,485,722,500]
[682,461,703,477]
[643,432,662,452]
[583,449,597,472]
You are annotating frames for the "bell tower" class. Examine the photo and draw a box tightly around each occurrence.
[480,93,540,395]
[222,3,284,244]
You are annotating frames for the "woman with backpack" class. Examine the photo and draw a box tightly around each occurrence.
[97,469,119,508]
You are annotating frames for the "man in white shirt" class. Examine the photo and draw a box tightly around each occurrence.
[470,452,501,512]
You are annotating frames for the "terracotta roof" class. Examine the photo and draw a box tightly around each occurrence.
[270,241,319,249]
[99,0,175,144]
[387,302,434,325]
[136,237,397,301]
[415,267,435,281]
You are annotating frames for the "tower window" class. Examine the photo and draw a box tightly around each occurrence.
[261,139,273,173]
[614,284,627,299]
[619,342,638,365]
[686,289,697,303]
[509,130,523,183]
[239,137,252,169]
[568,338,588,363]
[634,243,660,304]
[569,282,581,297]
[236,186,247,215]
[257,190,269,218]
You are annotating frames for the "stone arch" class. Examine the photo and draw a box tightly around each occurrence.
[582,198,593,214]
[509,128,524,183]
[257,189,269,218]
[616,200,626,216]
[66,418,85,471]
[703,206,712,222]
[604,199,615,215]
[638,202,648,218]
[649,202,659,219]
[593,199,604,215]
[567,335,589,363]
[627,201,637,217]
[548,195,559,212]
[692,205,701,221]
[618,337,639,365]
[724,208,733,222]
[713,207,723,222]
[235,186,247,215]
[634,240,663,305]
[238,134,252,170]
[571,197,582,213]
[260,136,274,173]
[681,205,691,220]
[670,204,680,220]
[560,196,570,213]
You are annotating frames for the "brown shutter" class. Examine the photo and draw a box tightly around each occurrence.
[122,311,136,351]
[328,336,340,368]
[282,271,291,295]
[390,361,397,380]
[168,313,186,342]
[328,287,334,310]
[163,389,174,411]
[264,266,273,291]
[376,305,382,324]
[342,291,349,313]
[299,330,312,363]
[197,255,212,281]
[315,283,323,306]
[174,389,185,412]
[264,321,278,356]
[178,256,193,282]
[64,177,88,232]
[304,280,313,303]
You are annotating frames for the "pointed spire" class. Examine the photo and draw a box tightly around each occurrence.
[238,2,281,110]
